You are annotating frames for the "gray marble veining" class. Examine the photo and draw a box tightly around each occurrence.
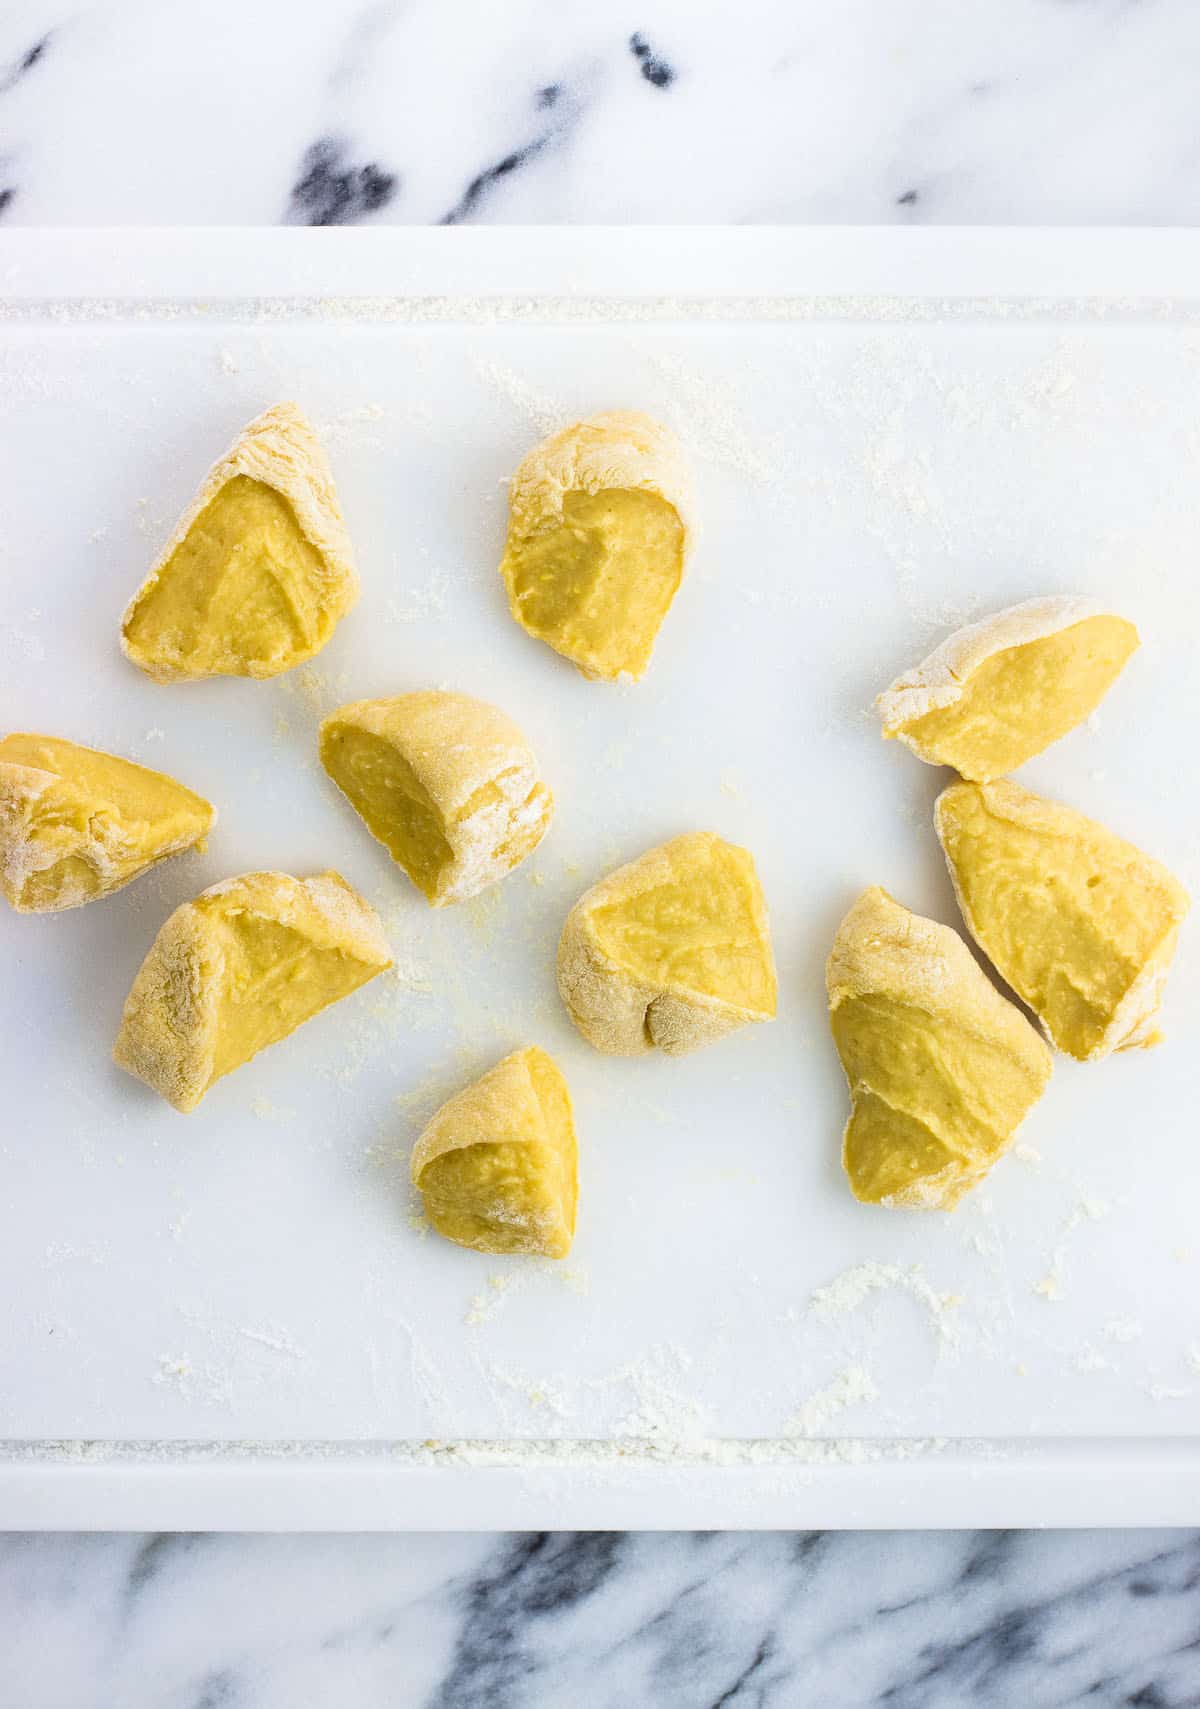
[3,0,1200,226]
[1,1529,1197,1707]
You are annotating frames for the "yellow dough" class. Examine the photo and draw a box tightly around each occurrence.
[410,1046,578,1257]
[827,887,1053,1210]
[499,410,695,681]
[877,597,1139,781]
[0,733,214,913]
[114,869,390,1112]
[936,779,1190,1062]
[121,403,358,682]
[557,831,776,1055]
[319,691,553,905]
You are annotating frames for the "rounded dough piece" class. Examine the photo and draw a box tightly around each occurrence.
[319,691,553,905]
[557,831,777,1056]
[113,870,391,1112]
[499,410,695,681]
[410,1046,578,1258]
[121,403,358,682]
[827,887,1053,1210]
[936,778,1190,1062]
[0,732,214,913]
[876,596,1139,782]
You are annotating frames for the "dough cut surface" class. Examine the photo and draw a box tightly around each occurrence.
[410,1046,578,1257]
[499,411,694,681]
[936,779,1190,1061]
[113,870,391,1112]
[121,403,357,682]
[557,831,776,1056]
[827,887,1053,1209]
[0,733,214,913]
[877,598,1139,781]
[319,691,553,905]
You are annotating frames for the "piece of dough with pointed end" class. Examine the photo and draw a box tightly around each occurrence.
[876,597,1139,781]
[827,887,1053,1210]
[114,870,390,1112]
[0,733,214,913]
[936,779,1190,1062]
[320,691,552,906]
[410,1046,578,1257]
[558,832,776,1056]
[499,410,695,681]
[121,403,358,682]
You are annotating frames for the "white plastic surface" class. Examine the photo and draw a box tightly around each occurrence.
[0,230,1197,1527]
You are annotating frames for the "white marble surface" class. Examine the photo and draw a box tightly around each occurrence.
[1,1528,1198,1707]
[2,0,1200,226]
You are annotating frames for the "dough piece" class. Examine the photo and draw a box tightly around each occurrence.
[319,691,553,905]
[0,733,214,913]
[114,870,390,1112]
[936,779,1190,1062]
[411,1046,578,1258]
[121,403,358,682]
[499,410,695,681]
[827,887,1053,1210]
[558,832,776,1056]
[876,597,1139,781]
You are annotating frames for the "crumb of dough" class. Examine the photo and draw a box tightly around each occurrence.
[499,411,695,680]
[320,691,552,907]
[877,597,1139,780]
[937,778,1189,1061]
[0,733,214,913]
[826,887,1052,1209]
[121,403,357,682]
[113,870,391,1112]
[558,831,776,1056]
[411,1046,578,1259]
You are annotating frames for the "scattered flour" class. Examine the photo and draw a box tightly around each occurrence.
[474,359,565,437]
[808,1261,961,1348]
[1074,1347,1112,1374]
[1105,1318,1144,1345]
[784,1364,878,1436]
[151,1354,232,1408]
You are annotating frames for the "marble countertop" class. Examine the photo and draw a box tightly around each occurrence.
[4,4,1200,1703]
[2,0,1200,226]
[4,1528,1198,1707]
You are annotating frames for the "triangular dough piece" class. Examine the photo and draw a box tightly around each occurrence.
[500,411,694,681]
[936,779,1190,1061]
[877,597,1139,781]
[827,887,1053,1209]
[114,870,390,1111]
[0,732,214,912]
[121,403,358,682]
[558,831,776,1055]
[319,691,553,905]
[410,1046,578,1257]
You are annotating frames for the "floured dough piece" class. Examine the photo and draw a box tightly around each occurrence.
[558,832,776,1056]
[0,733,214,913]
[411,1046,578,1258]
[936,779,1190,1062]
[877,597,1139,781]
[828,887,1053,1210]
[121,403,358,682]
[499,410,695,681]
[319,691,553,905]
[114,870,390,1112]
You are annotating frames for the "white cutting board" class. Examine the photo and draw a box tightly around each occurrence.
[0,231,1197,1528]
